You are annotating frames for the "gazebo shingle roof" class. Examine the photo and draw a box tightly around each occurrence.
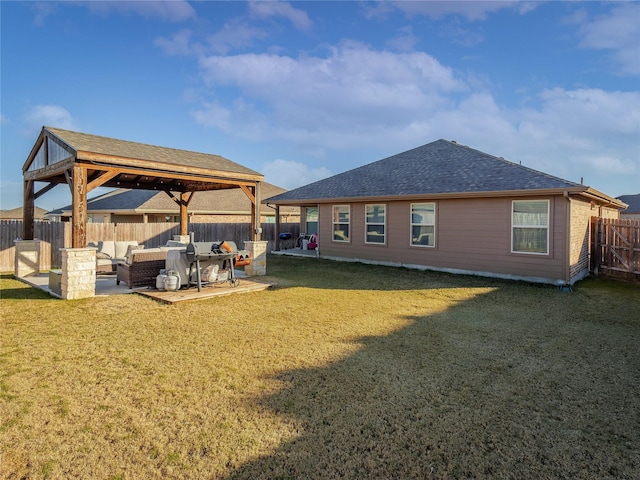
[46,127,261,176]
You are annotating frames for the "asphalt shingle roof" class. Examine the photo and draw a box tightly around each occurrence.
[46,127,261,177]
[265,139,581,203]
[50,183,294,215]
[617,194,640,213]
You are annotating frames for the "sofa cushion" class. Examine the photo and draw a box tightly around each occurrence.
[115,241,139,259]
[96,240,116,259]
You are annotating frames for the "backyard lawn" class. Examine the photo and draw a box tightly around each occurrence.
[1,255,639,479]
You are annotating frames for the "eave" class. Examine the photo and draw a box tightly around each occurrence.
[264,186,627,208]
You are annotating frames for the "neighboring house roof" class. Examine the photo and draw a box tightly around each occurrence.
[265,139,624,207]
[617,194,640,214]
[49,183,297,216]
[0,207,48,220]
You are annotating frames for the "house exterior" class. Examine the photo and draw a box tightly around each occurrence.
[0,207,48,222]
[47,183,299,224]
[265,139,626,285]
[617,194,640,220]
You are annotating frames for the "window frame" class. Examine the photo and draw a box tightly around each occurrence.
[332,205,350,243]
[410,202,436,248]
[511,199,550,255]
[364,203,386,245]
[305,207,318,235]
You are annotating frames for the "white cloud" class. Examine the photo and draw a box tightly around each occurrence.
[31,1,57,26]
[576,3,640,76]
[262,159,331,190]
[207,19,269,54]
[193,43,467,149]
[386,26,418,52]
[390,1,535,21]
[248,1,312,31]
[154,29,200,56]
[32,0,196,24]
[83,0,196,22]
[191,101,233,131]
[190,42,638,197]
[24,105,77,131]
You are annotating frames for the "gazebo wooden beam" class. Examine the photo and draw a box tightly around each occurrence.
[87,168,123,192]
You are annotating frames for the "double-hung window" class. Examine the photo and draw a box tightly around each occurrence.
[365,204,385,244]
[332,205,350,242]
[511,200,549,254]
[411,203,435,247]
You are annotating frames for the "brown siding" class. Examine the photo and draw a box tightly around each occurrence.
[318,196,571,284]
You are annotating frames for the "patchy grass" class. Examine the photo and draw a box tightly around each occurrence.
[1,256,639,479]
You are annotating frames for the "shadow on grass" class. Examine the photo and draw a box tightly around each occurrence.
[225,285,639,479]
[0,274,53,300]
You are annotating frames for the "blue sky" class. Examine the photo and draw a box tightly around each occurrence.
[1,1,639,211]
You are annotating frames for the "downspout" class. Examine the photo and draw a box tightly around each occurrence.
[563,191,572,286]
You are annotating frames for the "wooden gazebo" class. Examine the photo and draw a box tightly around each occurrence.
[22,127,264,247]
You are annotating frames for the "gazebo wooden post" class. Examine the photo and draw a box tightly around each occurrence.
[71,165,88,248]
[180,192,189,236]
[22,179,35,240]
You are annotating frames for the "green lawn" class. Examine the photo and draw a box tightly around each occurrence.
[1,256,639,479]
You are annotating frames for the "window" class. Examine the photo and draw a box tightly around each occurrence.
[411,203,435,247]
[332,205,350,242]
[512,200,549,254]
[306,207,318,235]
[365,204,385,244]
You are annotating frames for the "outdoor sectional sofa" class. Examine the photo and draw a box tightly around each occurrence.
[116,244,188,289]
[116,248,169,289]
[88,240,139,273]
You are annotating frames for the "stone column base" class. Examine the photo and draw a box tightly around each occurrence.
[14,239,41,278]
[243,241,268,276]
[61,248,96,300]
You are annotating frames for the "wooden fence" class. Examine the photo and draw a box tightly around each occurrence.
[0,221,300,272]
[591,217,640,281]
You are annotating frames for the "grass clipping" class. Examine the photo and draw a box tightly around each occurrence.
[1,256,639,479]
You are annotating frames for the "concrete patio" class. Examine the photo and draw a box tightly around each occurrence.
[18,270,272,304]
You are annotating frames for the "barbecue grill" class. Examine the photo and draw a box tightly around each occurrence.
[185,241,249,291]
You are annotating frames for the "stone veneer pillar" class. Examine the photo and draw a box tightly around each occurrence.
[14,239,41,278]
[243,240,268,276]
[60,248,96,300]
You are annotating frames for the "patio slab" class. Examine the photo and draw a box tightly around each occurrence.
[17,270,271,303]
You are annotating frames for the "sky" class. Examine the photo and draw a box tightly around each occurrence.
[1,0,639,212]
